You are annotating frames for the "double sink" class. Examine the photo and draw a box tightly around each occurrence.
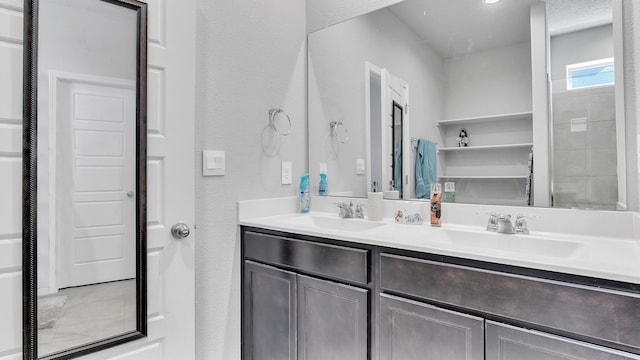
[278,214,584,259]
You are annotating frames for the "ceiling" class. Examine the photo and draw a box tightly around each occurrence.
[387,0,613,59]
[546,0,612,36]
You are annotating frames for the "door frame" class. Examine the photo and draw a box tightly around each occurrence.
[44,71,137,295]
[365,65,411,199]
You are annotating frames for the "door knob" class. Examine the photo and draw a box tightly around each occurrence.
[171,222,191,239]
[127,191,134,198]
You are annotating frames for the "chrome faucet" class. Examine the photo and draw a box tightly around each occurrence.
[354,203,365,219]
[486,212,531,235]
[336,202,355,218]
[514,214,529,235]
[496,214,515,234]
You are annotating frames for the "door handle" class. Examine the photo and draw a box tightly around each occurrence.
[127,191,134,198]
[171,222,191,239]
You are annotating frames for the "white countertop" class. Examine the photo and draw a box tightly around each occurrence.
[239,209,640,285]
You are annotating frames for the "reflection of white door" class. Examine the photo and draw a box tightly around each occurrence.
[382,70,411,198]
[57,79,136,288]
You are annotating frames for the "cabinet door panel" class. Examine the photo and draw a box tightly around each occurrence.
[486,321,640,360]
[297,275,368,360]
[244,261,297,360]
[379,294,484,360]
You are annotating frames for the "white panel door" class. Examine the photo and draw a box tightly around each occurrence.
[58,80,136,288]
[0,0,196,358]
[0,0,24,357]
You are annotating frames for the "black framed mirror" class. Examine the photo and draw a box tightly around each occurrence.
[23,0,147,358]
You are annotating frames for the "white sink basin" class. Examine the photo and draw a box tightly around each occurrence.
[441,229,583,258]
[280,215,386,232]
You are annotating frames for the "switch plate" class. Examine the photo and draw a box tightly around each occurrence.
[203,150,225,176]
[356,158,365,175]
[282,161,293,185]
[319,162,328,175]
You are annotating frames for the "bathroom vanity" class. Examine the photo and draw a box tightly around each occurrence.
[240,209,640,360]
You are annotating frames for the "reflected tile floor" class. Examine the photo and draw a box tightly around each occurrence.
[38,279,136,357]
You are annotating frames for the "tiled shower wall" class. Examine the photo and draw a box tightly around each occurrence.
[552,85,617,210]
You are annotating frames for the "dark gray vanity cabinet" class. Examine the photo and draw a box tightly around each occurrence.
[486,321,640,360]
[380,252,640,360]
[244,261,297,360]
[242,227,640,360]
[242,229,370,360]
[379,294,484,360]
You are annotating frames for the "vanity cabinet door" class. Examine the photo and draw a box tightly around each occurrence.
[486,321,640,360]
[297,274,368,360]
[244,261,297,360]
[379,294,484,360]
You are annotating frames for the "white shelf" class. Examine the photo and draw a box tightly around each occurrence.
[437,111,533,127]
[438,143,533,152]
[438,175,529,179]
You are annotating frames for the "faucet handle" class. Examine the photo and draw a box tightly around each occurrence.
[334,202,348,217]
[354,203,365,218]
[514,214,538,234]
[481,212,498,231]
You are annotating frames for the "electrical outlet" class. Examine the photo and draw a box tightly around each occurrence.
[282,161,292,184]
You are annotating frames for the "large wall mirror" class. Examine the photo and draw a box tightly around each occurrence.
[308,0,638,211]
[23,0,148,358]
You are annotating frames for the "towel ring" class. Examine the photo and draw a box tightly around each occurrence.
[269,108,292,136]
[330,121,348,144]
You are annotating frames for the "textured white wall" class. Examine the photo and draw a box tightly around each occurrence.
[194,0,307,359]
[444,41,533,119]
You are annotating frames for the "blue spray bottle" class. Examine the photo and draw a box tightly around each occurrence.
[300,173,310,213]
[319,173,328,196]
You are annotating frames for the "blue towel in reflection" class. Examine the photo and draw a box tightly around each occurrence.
[394,141,402,195]
[415,139,437,199]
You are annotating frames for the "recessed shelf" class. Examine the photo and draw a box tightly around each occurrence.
[438,175,529,179]
[437,111,533,126]
[438,143,533,152]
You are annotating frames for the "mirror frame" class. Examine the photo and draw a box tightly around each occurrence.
[23,0,148,358]
[391,101,403,196]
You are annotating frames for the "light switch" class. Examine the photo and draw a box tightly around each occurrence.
[356,158,365,175]
[203,150,225,176]
[281,161,292,185]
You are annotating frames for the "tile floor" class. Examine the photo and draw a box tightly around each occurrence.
[38,279,136,356]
